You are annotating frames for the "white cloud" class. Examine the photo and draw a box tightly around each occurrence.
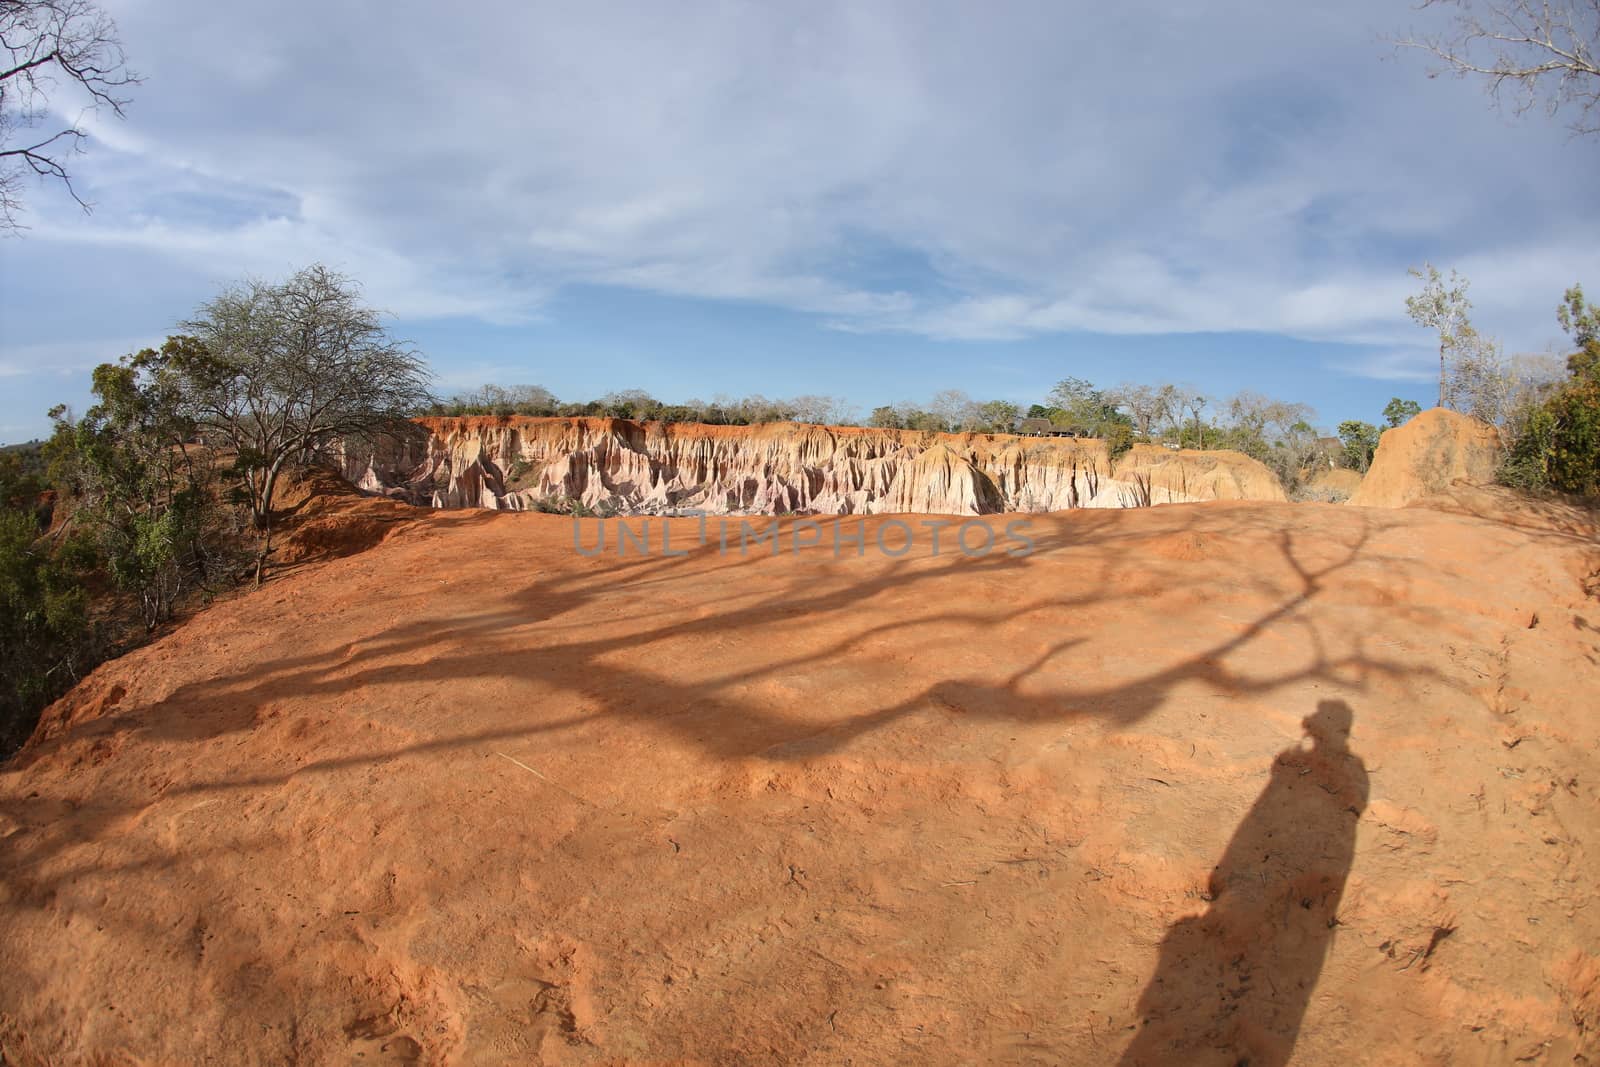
[1330,349,1441,383]
[0,337,156,378]
[9,0,1598,376]
[30,215,546,324]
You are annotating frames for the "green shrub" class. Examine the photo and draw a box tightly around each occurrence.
[0,509,98,753]
[1103,421,1134,460]
[1498,290,1600,495]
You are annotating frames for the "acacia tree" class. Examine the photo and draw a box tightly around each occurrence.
[1406,264,1474,408]
[1,0,139,230]
[178,265,434,579]
[1109,382,1177,439]
[1392,0,1600,136]
[1178,389,1209,448]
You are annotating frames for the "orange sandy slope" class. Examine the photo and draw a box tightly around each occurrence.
[2,493,1598,1065]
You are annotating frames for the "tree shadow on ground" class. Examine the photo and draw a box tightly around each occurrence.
[7,505,1448,795]
[0,505,1454,1061]
[1118,699,1369,1067]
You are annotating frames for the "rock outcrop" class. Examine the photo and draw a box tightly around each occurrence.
[1112,444,1289,505]
[341,417,1288,516]
[1348,408,1502,509]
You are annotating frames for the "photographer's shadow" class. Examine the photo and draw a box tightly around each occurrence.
[1120,699,1369,1066]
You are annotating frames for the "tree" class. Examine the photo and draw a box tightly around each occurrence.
[973,399,1021,434]
[1383,397,1423,427]
[1225,391,1312,442]
[1221,391,1300,443]
[1109,382,1177,439]
[599,388,661,420]
[899,407,947,433]
[868,405,903,429]
[0,445,47,513]
[0,502,94,751]
[1272,417,1329,495]
[1391,0,1600,136]
[1,0,140,231]
[47,340,224,626]
[1,438,97,751]
[1045,377,1095,426]
[1337,420,1382,473]
[1557,283,1600,371]
[443,384,558,416]
[787,394,854,425]
[178,265,434,579]
[1502,282,1600,492]
[1047,377,1127,438]
[1502,365,1600,492]
[925,389,978,432]
[1444,326,1519,432]
[1207,392,1321,491]
[1406,264,1474,407]
[1179,390,1209,449]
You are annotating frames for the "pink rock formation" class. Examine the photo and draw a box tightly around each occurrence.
[341,417,1288,515]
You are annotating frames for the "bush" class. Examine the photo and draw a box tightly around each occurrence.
[530,494,617,518]
[49,356,228,629]
[1103,421,1134,460]
[0,509,98,753]
[1336,421,1381,473]
[1500,374,1600,494]
[1530,374,1600,494]
[1498,290,1600,495]
[1546,377,1600,494]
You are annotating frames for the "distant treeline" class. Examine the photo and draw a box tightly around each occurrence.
[434,379,1303,446]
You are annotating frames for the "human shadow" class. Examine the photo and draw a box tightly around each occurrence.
[1119,699,1369,1067]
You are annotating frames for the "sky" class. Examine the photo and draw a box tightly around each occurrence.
[2,0,1598,443]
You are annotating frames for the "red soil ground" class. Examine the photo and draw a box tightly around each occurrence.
[2,488,1598,1065]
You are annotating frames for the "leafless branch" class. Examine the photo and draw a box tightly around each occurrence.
[1,0,140,231]
[1389,0,1600,136]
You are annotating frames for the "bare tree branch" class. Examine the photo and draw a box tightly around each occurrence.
[1,0,140,231]
[1389,0,1600,136]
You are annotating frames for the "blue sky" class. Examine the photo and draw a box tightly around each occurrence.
[2,0,1597,442]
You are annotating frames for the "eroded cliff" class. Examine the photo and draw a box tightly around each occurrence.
[341,417,1287,515]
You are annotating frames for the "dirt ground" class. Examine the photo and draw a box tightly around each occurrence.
[2,494,1598,1065]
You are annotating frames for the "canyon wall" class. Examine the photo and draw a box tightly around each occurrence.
[340,417,1286,516]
